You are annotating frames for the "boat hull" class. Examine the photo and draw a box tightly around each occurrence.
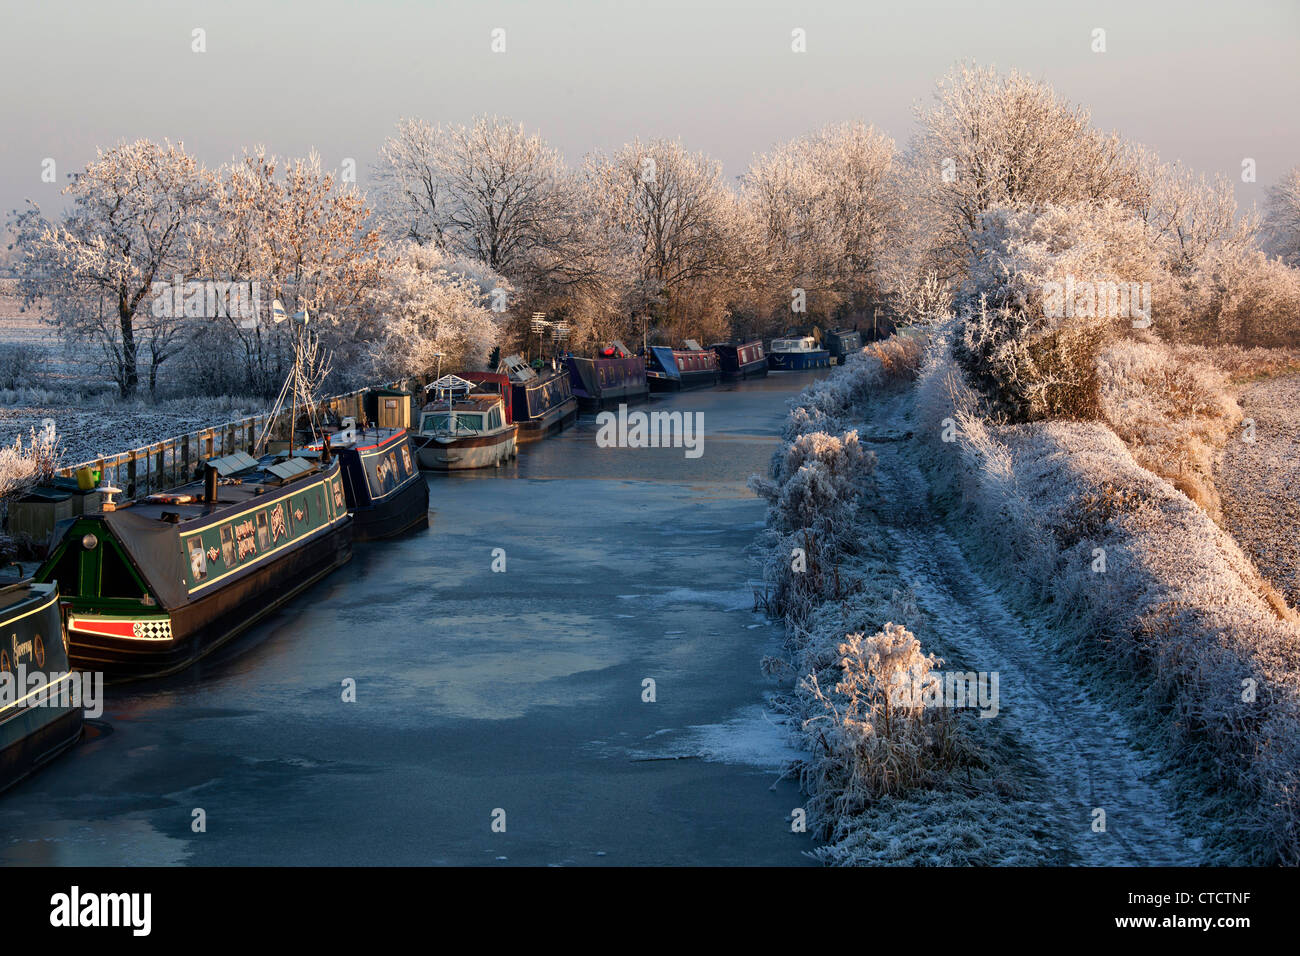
[416,428,518,471]
[0,583,83,793]
[648,368,721,392]
[333,430,429,541]
[0,707,82,795]
[768,350,831,370]
[351,470,429,540]
[65,518,353,681]
[566,356,649,411]
[515,397,578,443]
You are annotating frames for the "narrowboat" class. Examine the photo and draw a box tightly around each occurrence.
[465,355,578,444]
[565,343,650,411]
[1,581,82,793]
[711,340,768,380]
[767,336,831,370]
[305,422,429,540]
[642,341,722,392]
[824,328,863,365]
[33,453,353,681]
[413,375,518,471]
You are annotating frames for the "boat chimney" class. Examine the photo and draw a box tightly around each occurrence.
[322,433,332,465]
[204,464,219,505]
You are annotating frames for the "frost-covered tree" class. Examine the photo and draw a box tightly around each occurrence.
[1130,150,1256,277]
[582,138,744,344]
[190,148,383,394]
[904,64,1141,280]
[374,116,600,294]
[1263,165,1300,267]
[743,122,899,325]
[366,241,504,380]
[13,140,213,397]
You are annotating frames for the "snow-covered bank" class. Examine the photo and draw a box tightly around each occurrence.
[917,327,1300,865]
[0,393,261,470]
[753,339,1064,865]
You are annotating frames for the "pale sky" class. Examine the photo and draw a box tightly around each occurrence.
[2,0,1297,223]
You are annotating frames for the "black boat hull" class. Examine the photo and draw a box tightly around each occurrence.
[67,519,353,681]
[720,358,768,380]
[516,397,578,443]
[1,581,83,794]
[648,368,721,392]
[0,706,82,795]
[352,470,429,540]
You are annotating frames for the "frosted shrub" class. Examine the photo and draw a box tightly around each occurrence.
[782,336,925,440]
[955,299,1106,422]
[0,428,59,502]
[1096,338,1240,516]
[753,430,873,540]
[800,623,968,822]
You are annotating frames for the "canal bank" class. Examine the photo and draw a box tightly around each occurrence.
[0,372,828,866]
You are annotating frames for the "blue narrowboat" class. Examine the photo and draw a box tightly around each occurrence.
[565,344,649,411]
[767,336,831,370]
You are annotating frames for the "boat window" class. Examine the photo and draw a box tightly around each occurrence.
[423,412,484,434]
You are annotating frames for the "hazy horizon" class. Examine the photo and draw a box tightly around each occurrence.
[2,0,1297,224]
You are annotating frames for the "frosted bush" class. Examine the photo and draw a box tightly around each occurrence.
[1096,337,1240,517]
[799,623,970,821]
[0,427,59,502]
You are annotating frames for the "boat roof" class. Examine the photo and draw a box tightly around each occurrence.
[111,454,333,526]
[0,580,56,618]
[419,395,503,413]
[304,425,407,452]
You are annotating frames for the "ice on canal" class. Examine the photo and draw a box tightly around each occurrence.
[0,372,831,866]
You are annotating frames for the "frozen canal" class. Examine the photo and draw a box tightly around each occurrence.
[1,371,828,865]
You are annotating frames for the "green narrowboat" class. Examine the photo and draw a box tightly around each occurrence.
[33,452,353,681]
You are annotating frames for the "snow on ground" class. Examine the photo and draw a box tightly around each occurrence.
[0,396,261,470]
[1217,373,1300,609]
[870,390,1192,864]
[760,341,1213,865]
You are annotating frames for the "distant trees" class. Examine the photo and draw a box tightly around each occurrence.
[13,140,212,397]
[581,138,745,345]
[9,66,1300,405]
[743,122,899,326]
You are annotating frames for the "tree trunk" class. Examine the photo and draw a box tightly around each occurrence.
[118,296,138,398]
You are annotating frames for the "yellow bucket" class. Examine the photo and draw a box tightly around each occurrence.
[75,466,100,491]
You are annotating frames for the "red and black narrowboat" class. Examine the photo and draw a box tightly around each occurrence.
[711,340,768,379]
[643,342,722,392]
[565,342,650,411]
[1,580,82,793]
[308,423,429,540]
[33,453,353,681]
